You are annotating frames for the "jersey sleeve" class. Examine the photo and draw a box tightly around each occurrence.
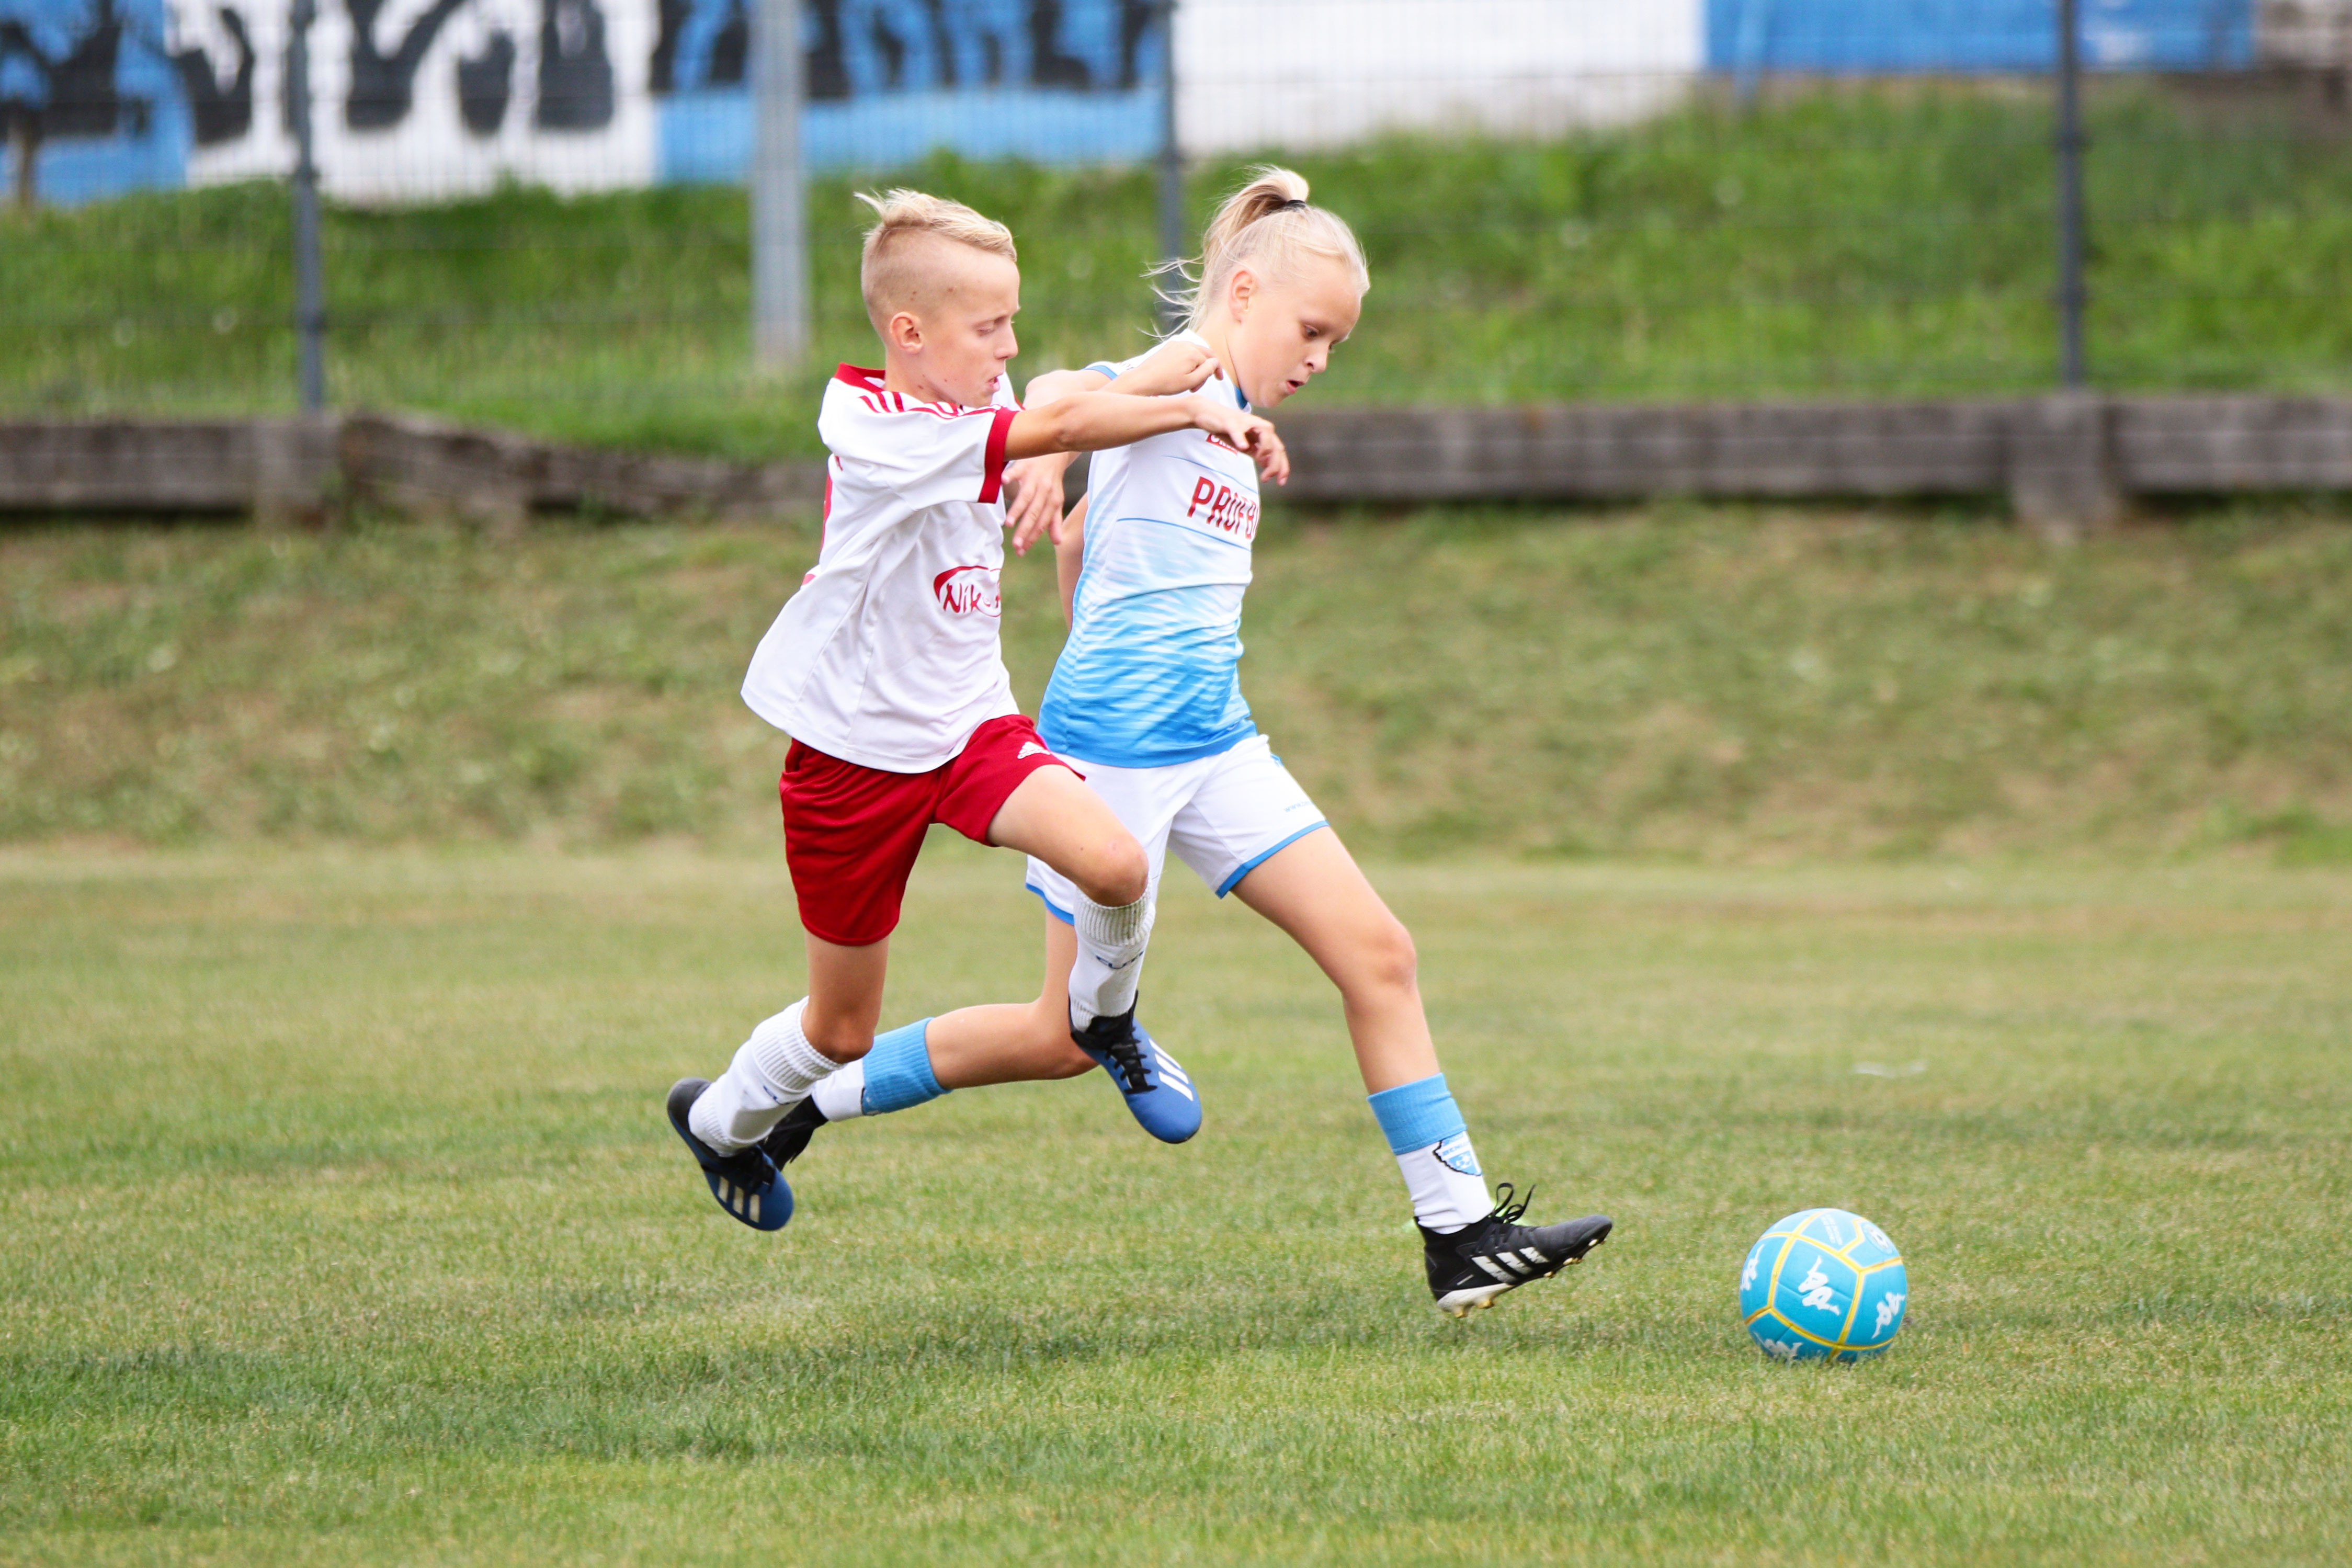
[821,392,1018,509]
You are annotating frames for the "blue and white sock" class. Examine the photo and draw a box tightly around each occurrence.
[1368,1073,1494,1234]
[809,1018,947,1121]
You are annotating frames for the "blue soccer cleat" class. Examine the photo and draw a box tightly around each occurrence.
[666,1077,794,1231]
[1072,1007,1201,1144]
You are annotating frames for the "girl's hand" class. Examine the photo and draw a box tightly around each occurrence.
[1187,398,1290,486]
[1004,456,1073,553]
[1112,339,1223,399]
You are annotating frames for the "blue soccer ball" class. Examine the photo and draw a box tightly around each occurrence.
[1739,1209,1908,1362]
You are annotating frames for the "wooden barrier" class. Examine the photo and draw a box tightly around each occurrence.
[4,395,2350,526]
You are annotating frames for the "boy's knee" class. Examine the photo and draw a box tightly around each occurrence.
[1027,996,1098,1077]
[1039,1046,1097,1079]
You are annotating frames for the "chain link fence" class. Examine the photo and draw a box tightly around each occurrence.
[6,0,2352,462]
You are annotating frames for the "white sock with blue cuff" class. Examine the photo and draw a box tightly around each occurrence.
[1367,1073,1494,1234]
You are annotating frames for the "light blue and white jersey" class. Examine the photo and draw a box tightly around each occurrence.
[1037,334,1263,768]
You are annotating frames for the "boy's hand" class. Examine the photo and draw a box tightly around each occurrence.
[1004,455,1074,554]
[1110,339,1223,399]
[1187,397,1289,486]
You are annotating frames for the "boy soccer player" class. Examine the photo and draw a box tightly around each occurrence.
[666,190,1286,1231]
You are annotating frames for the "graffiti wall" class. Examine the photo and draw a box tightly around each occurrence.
[0,0,2276,206]
[2,0,1166,201]
[1702,0,2254,75]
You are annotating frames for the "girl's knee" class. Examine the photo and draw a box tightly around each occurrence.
[1076,837,1149,908]
[1351,915,1419,999]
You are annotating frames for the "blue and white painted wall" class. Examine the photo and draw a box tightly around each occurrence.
[0,0,2277,206]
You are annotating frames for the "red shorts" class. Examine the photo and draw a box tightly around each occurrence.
[779,713,1075,947]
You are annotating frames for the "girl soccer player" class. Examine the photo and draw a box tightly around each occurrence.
[771,169,1612,1317]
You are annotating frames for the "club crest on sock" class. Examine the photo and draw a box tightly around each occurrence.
[1434,1132,1482,1177]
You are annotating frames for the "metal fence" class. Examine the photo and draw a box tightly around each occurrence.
[6,0,2352,462]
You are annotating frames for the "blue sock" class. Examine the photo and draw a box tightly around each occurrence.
[1368,1073,1492,1231]
[861,1018,946,1115]
[1368,1073,1467,1152]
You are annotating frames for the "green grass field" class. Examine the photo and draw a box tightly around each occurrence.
[9,85,2352,458]
[6,506,2349,857]
[4,844,2349,1564]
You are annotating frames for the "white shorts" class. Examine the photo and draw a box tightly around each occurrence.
[1025,733,1327,921]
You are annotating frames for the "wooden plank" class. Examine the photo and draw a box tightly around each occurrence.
[0,419,257,510]
[1277,400,2009,502]
[6,396,2351,521]
[2111,396,2352,491]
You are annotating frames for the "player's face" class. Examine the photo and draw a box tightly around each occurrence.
[906,248,1022,408]
[1229,258,1361,408]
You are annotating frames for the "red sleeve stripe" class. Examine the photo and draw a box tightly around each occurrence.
[978,405,1017,505]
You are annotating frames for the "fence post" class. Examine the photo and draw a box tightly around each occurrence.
[753,0,809,369]
[2055,0,2087,389]
[288,0,326,414]
[1155,0,1185,329]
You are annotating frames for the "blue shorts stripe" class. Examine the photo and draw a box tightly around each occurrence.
[1025,881,1077,925]
[1214,821,1327,897]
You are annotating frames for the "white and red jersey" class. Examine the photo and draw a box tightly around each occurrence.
[741,364,1020,771]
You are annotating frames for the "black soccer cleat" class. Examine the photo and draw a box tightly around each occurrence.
[759,1096,831,1167]
[666,1077,793,1231]
[1422,1184,1611,1318]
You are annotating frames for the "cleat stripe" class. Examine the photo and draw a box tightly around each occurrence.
[1474,1256,1516,1282]
[748,1191,760,1224]
[1163,1078,1197,1103]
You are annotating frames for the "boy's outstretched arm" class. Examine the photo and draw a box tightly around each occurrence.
[1009,345,1235,553]
[1005,391,1284,555]
[1006,390,1283,478]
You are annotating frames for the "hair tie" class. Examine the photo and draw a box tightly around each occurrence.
[1277,198,1309,212]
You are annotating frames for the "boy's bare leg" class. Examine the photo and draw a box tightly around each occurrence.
[924,916,1094,1088]
[799,933,893,1062]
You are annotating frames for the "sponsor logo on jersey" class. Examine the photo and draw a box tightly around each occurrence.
[931,564,1002,617]
[1186,476,1260,542]
[1017,741,1053,760]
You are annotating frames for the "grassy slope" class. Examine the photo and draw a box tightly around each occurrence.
[3,847,2348,1564]
[3,506,2349,858]
[7,86,2352,458]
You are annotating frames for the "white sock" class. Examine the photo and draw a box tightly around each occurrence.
[811,1058,866,1121]
[1068,884,1155,1028]
[1396,1131,1494,1233]
[687,999,841,1151]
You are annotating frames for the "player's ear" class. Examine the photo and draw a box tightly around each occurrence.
[888,311,924,354]
[1228,267,1258,321]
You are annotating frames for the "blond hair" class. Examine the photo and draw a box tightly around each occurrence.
[856,188,1018,328]
[1165,166,1369,333]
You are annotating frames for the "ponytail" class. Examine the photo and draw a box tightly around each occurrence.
[1161,166,1369,334]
